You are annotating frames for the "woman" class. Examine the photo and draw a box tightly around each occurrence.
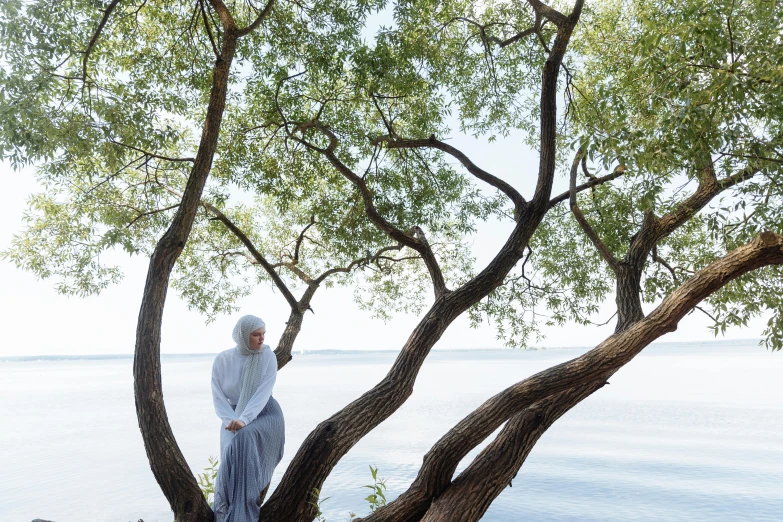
[211,315,285,522]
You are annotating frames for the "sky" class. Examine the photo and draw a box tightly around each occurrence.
[0,125,770,357]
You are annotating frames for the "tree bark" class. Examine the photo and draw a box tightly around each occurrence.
[133,30,238,522]
[419,381,606,522]
[614,262,644,332]
[275,309,304,370]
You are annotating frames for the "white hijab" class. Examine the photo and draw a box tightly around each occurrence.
[232,315,266,418]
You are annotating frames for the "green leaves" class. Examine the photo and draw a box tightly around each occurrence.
[363,465,387,513]
[196,456,220,506]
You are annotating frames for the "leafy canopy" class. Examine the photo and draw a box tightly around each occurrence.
[1,0,782,346]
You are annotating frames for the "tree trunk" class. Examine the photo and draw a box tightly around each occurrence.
[275,309,303,370]
[362,231,783,522]
[134,31,238,522]
[419,381,606,522]
[615,262,644,332]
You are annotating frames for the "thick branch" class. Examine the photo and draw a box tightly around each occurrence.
[82,0,122,81]
[632,164,759,265]
[613,162,760,331]
[569,150,619,270]
[236,0,276,37]
[496,13,542,48]
[377,135,527,216]
[364,231,783,522]
[529,0,584,211]
[133,28,238,522]
[526,0,568,28]
[419,381,606,522]
[206,0,235,29]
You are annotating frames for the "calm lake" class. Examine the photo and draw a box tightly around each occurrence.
[2,340,782,521]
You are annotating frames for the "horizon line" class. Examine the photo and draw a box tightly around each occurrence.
[0,338,765,361]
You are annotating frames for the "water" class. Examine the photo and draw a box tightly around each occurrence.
[2,340,782,521]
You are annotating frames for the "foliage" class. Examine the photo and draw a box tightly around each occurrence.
[491,0,783,347]
[362,465,388,513]
[305,465,388,521]
[196,456,220,506]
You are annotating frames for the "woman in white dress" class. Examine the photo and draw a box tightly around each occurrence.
[211,315,285,522]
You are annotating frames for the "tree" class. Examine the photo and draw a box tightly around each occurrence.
[1,0,781,521]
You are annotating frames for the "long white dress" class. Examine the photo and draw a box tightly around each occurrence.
[211,344,285,522]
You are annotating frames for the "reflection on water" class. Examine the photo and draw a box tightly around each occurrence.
[1,341,782,521]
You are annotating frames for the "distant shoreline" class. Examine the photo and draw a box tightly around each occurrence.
[0,338,765,362]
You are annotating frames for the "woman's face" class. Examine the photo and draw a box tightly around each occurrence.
[249,327,266,351]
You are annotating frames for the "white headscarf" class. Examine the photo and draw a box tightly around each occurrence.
[232,315,266,418]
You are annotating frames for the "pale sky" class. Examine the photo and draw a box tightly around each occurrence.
[0,129,769,357]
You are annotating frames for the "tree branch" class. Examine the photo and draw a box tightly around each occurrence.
[159,182,301,312]
[652,244,680,283]
[496,13,542,48]
[236,0,276,37]
[529,0,584,211]
[313,244,404,285]
[283,262,316,284]
[630,163,761,267]
[569,150,619,270]
[82,0,122,81]
[199,0,220,58]
[206,0,235,29]
[125,203,180,228]
[292,214,316,265]
[261,10,585,516]
[450,14,543,49]
[376,135,527,218]
[133,23,239,521]
[291,122,450,298]
[418,381,606,522]
[526,0,568,28]
[548,165,625,209]
[108,139,196,163]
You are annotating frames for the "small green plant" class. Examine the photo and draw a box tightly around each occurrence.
[196,456,220,505]
[309,487,330,522]
[363,465,387,513]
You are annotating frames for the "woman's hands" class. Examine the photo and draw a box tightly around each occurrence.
[225,419,246,432]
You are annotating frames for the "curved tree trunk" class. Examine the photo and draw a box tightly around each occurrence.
[134,31,238,522]
[275,309,304,370]
[614,262,645,332]
[362,231,783,522]
[419,381,606,522]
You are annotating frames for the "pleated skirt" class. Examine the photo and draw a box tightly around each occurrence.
[214,397,285,522]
